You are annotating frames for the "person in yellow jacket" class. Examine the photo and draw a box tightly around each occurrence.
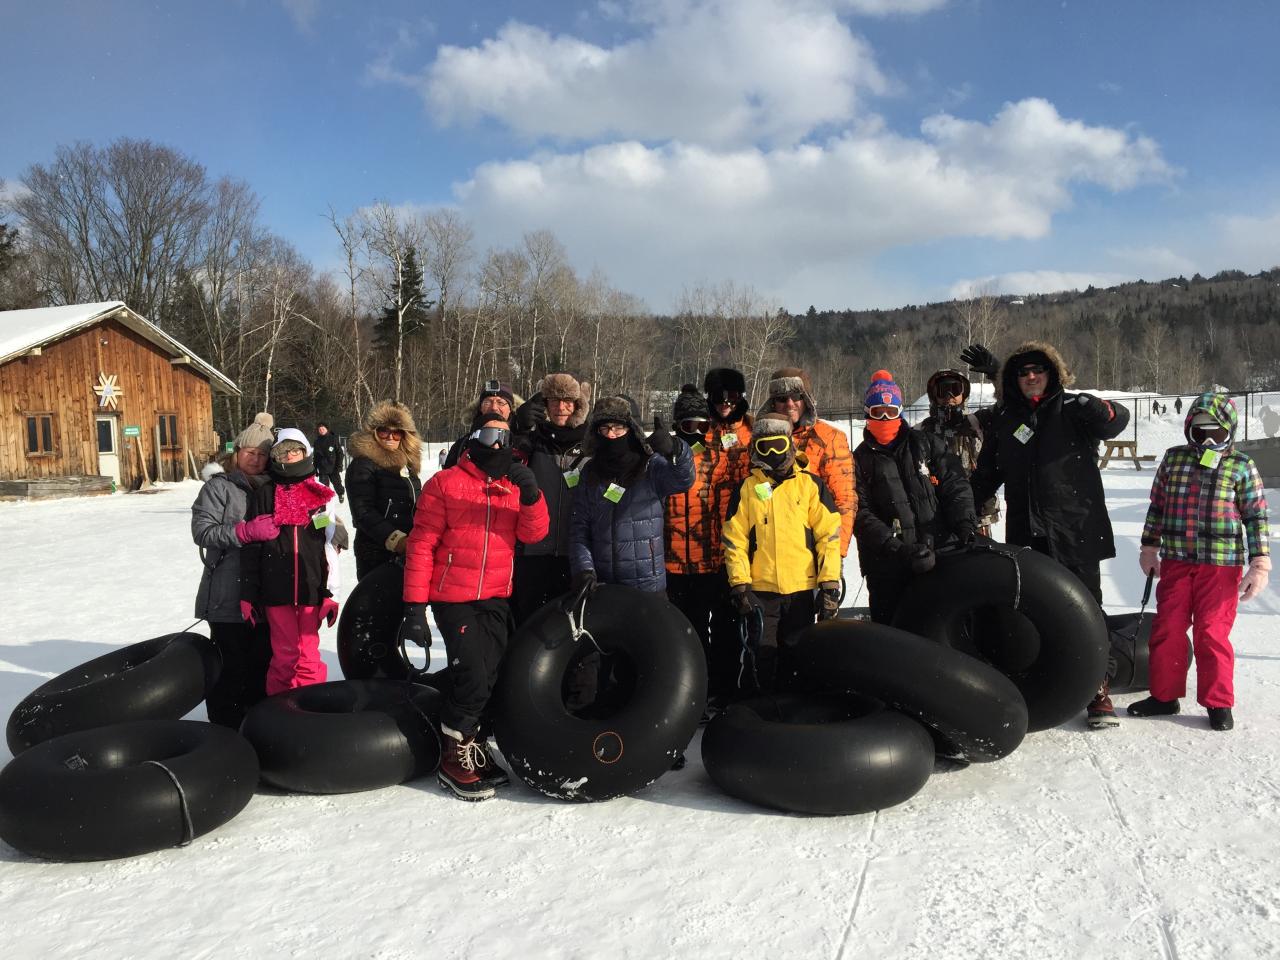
[722,415,842,695]
[759,367,856,558]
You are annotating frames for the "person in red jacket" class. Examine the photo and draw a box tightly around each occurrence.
[396,419,549,801]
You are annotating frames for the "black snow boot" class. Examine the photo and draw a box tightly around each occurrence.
[1126,696,1180,717]
[1208,707,1234,731]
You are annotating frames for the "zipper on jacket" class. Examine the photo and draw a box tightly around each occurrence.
[293,526,299,606]
[438,552,453,591]
[683,489,691,570]
[478,485,493,600]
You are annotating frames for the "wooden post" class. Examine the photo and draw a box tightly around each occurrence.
[187,447,199,479]
[136,437,152,488]
[154,424,164,482]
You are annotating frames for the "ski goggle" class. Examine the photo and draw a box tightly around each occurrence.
[1016,363,1048,379]
[1190,424,1229,444]
[753,435,792,457]
[865,405,901,421]
[679,418,711,434]
[469,426,511,448]
[935,379,965,399]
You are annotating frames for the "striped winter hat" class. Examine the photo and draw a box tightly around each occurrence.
[864,370,904,411]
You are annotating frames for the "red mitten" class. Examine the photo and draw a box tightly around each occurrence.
[320,597,340,628]
[235,515,280,544]
[239,601,257,626]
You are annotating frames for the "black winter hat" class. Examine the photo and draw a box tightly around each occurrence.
[704,367,747,399]
[672,384,710,423]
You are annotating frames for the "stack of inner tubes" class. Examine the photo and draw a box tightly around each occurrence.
[240,679,443,794]
[493,584,705,802]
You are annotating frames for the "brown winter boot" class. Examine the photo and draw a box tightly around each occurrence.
[438,724,496,802]
[1086,680,1120,730]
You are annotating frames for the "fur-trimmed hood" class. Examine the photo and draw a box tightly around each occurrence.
[756,366,817,429]
[347,400,422,473]
[536,373,592,428]
[999,341,1074,401]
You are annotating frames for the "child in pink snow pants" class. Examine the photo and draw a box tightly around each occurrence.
[1132,393,1270,731]
[240,428,345,696]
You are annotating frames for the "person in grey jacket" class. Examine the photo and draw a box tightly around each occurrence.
[191,412,278,728]
[569,395,695,595]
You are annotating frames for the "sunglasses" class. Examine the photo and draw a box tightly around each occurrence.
[773,391,805,404]
[1016,364,1048,379]
[753,435,792,457]
[866,405,901,421]
[375,427,405,440]
[469,426,511,448]
[679,418,711,434]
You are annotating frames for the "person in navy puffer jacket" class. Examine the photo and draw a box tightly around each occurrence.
[569,395,695,595]
[397,418,549,802]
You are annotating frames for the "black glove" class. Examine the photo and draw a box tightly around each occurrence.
[960,343,1000,380]
[955,525,977,546]
[397,602,431,649]
[647,414,674,458]
[570,569,597,596]
[507,462,541,505]
[818,581,840,621]
[910,544,936,574]
[1074,393,1113,424]
[514,393,547,433]
[730,584,759,616]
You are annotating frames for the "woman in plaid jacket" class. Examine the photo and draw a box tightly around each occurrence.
[1131,393,1271,731]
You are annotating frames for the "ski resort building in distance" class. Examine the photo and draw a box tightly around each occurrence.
[0,302,238,497]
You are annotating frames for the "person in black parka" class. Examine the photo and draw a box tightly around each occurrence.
[968,340,1131,726]
[312,422,345,502]
[509,371,593,623]
[344,401,423,581]
[853,370,978,624]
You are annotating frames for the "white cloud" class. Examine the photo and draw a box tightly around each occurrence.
[418,0,890,146]
[451,99,1171,309]
[949,271,1132,300]
[1105,245,1197,278]
[1213,209,1280,273]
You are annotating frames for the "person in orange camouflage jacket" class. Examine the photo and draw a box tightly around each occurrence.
[665,382,751,707]
[758,368,857,558]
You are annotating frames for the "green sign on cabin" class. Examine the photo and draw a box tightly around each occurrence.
[225,441,235,452]
[123,425,141,437]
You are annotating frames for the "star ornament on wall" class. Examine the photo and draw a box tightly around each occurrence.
[93,372,123,409]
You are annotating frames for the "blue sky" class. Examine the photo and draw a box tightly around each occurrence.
[3,0,1279,311]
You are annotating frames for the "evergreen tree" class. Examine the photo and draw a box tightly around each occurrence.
[374,246,434,352]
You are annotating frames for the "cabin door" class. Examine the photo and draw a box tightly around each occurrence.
[95,416,120,484]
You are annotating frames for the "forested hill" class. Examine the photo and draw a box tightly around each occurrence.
[775,269,1280,416]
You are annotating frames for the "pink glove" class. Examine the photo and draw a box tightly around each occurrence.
[235,515,280,544]
[320,597,340,628]
[1240,556,1271,602]
[1139,545,1160,578]
[239,601,257,626]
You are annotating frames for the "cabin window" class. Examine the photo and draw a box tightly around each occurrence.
[158,413,179,449]
[24,413,57,456]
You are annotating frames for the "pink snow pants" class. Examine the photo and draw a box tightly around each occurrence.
[264,605,328,696]
[1148,558,1241,708]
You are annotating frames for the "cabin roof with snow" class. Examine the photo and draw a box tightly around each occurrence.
[0,301,239,395]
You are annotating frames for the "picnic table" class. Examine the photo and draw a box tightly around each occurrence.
[1099,440,1156,469]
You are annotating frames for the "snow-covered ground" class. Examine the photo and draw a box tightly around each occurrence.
[1,467,1278,959]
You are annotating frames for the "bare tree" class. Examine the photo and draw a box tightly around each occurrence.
[326,207,374,422]
[15,139,211,318]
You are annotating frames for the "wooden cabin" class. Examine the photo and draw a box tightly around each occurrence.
[0,301,238,495]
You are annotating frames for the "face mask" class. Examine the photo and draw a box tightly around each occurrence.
[866,418,902,445]
[595,434,641,476]
[467,441,513,479]
[270,454,315,481]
